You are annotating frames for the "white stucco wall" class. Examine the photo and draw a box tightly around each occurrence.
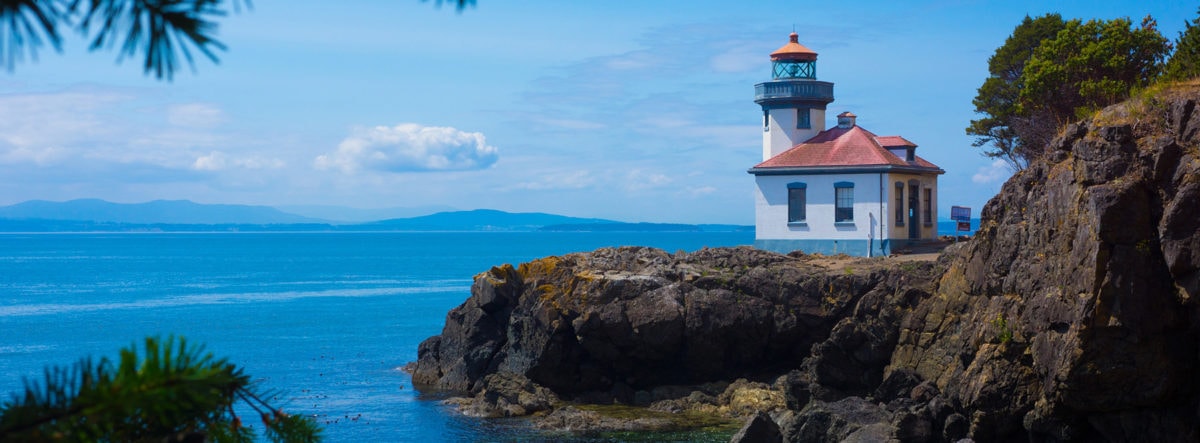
[754,173,887,242]
[762,108,825,160]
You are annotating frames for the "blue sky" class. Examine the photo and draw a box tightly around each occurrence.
[0,0,1193,224]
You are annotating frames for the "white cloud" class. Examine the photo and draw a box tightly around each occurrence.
[972,159,1013,184]
[193,151,285,171]
[604,52,656,70]
[683,186,717,197]
[315,123,498,173]
[709,45,761,73]
[528,116,607,130]
[511,170,595,191]
[168,103,226,128]
[623,169,672,192]
[0,91,127,163]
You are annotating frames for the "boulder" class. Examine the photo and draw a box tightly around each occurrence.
[729,412,783,443]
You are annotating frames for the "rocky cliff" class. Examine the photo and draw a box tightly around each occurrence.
[409,246,941,400]
[874,84,1200,441]
[410,83,1200,442]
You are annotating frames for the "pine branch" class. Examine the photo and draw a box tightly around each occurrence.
[0,335,322,442]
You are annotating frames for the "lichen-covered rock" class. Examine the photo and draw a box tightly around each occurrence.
[442,372,559,418]
[411,245,939,399]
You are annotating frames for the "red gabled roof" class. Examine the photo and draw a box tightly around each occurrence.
[753,125,941,171]
[875,135,916,148]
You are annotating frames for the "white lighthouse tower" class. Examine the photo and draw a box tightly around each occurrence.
[755,33,835,160]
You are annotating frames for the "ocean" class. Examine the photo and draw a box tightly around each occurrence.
[0,232,756,442]
[0,226,979,441]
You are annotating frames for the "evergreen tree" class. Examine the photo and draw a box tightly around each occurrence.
[0,336,321,442]
[1021,16,1170,125]
[968,14,1170,170]
[966,14,1066,171]
[1165,7,1200,81]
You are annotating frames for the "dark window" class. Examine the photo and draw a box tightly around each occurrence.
[894,182,904,226]
[835,182,854,222]
[923,188,933,224]
[787,183,806,222]
[763,110,769,132]
[796,108,810,129]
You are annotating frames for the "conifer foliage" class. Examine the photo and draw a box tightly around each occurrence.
[0,0,252,79]
[968,14,1171,170]
[0,336,321,442]
[0,0,476,79]
[1165,8,1200,81]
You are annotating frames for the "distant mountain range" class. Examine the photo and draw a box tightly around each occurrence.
[0,199,752,232]
[274,204,459,223]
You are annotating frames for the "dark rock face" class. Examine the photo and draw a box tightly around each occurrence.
[884,87,1200,442]
[411,246,939,399]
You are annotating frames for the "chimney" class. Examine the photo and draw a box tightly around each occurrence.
[836,111,856,129]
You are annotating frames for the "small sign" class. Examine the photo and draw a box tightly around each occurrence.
[950,206,971,222]
[957,221,971,232]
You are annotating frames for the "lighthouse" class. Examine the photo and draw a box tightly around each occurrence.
[754,32,835,161]
[749,33,944,257]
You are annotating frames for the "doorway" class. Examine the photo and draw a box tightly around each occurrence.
[908,181,920,239]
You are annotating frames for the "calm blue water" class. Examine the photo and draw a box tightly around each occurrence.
[937,219,979,236]
[0,232,752,441]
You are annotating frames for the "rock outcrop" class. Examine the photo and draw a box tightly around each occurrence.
[876,85,1200,441]
[411,84,1200,442]
[410,246,940,400]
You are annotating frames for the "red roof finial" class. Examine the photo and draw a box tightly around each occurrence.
[789,32,799,43]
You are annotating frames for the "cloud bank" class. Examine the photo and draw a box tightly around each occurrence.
[972,159,1012,184]
[315,124,498,173]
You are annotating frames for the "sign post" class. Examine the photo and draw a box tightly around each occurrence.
[951,206,972,240]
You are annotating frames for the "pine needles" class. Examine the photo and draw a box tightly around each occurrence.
[0,335,321,442]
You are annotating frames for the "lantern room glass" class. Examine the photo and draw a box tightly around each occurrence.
[772,60,815,79]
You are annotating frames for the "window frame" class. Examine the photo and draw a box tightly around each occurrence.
[796,108,811,129]
[894,182,904,226]
[787,182,807,223]
[923,188,933,226]
[834,182,854,223]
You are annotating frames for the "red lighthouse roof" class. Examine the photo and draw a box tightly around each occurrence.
[750,118,942,173]
[770,32,818,62]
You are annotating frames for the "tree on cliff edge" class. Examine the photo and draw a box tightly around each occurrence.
[968,15,1170,170]
[967,14,1066,171]
[1165,7,1200,81]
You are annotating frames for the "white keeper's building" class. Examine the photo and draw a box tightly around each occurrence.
[749,33,944,257]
